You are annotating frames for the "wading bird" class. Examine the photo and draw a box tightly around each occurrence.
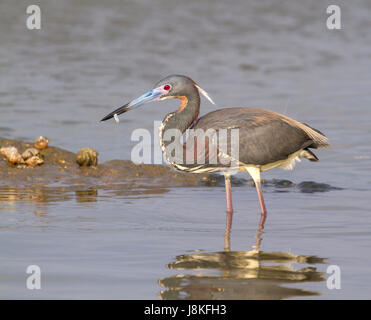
[101,75,329,233]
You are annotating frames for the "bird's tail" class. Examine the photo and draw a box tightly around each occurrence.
[300,122,330,149]
[300,148,319,162]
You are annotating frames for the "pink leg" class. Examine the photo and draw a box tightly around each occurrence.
[225,175,233,213]
[224,174,233,236]
[255,180,267,229]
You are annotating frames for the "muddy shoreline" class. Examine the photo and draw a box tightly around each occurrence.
[0,137,215,188]
[0,137,340,193]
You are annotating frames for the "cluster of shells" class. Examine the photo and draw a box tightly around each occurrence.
[0,136,48,167]
[76,147,98,167]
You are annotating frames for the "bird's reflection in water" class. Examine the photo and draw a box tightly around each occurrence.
[159,215,326,300]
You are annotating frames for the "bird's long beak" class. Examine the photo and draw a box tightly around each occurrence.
[100,86,167,122]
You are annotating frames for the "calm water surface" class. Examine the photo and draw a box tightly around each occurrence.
[0,0,371,299]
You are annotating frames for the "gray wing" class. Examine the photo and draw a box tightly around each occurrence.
[192,107,319,165]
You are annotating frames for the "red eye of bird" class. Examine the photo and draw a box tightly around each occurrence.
[163,85,171,91]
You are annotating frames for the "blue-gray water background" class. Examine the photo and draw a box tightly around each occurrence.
[0,0,370,299]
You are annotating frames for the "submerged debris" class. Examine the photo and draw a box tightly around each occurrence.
[296,181,343,193]
[76,148,98,167]
[0,147,25,164]
[35,136,49,150]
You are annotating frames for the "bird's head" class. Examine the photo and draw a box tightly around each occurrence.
[100,74,214,122]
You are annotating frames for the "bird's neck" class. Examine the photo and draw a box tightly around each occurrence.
[159,92,200,163]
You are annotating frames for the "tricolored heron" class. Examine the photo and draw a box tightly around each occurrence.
[101,75,329,233]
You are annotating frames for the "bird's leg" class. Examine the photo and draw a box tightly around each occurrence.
[224,174,233,238]
[246,167,267,229]
[258,208,267,230]
[255,180,267,229]
[225,174,233,213]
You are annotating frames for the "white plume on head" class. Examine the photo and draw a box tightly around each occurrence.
[194,84,216,105]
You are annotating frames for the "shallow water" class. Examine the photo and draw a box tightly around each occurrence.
[1,0,371,299]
